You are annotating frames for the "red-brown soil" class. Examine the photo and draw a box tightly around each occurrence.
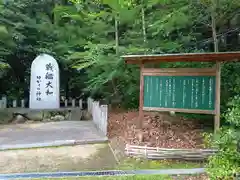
[108,109,205,149]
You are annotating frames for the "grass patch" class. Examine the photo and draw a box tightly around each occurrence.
[117,158,204,170]
[1,146,204,174]
[7,152,206,179]
[36,158,204,179]
[31,175,171,180]
[29,174,209,180]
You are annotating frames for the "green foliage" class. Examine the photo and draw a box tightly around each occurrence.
[0,0,88,98]
[206,96,240,179]
[225,95,240,127]
[206,129,240,179]
[118,158,203,170]
[0,0,239,109]
[207,151,239,180]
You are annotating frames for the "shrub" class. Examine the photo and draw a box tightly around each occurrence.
[206,96,240,179]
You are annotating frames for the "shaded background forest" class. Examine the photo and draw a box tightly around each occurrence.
[0,0,239,109]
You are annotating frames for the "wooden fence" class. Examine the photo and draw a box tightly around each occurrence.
[0,96,108,135]
[125,144,218,161]
[0,96,83,109]
[88,98,108,136]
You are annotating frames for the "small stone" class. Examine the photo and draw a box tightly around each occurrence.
[169,111,176,116]
[12,114,26,124]
[147,119,152,124]
[51,115,65,121]
[137,132,144,142]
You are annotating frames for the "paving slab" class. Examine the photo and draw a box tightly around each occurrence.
[0,121,108,150]
[0,144,117,173]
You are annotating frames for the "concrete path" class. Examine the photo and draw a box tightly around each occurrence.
[0,121,108,150]
[0,144,117,174]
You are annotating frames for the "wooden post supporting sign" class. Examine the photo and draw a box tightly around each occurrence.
[214,62,221,133]
[138,62,144,129]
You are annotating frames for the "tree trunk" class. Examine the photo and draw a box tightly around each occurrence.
[141,6,147,45]
[115,16,119,55]
[211,0,219,52]
[211,0,220,133]
[111,15,120,100]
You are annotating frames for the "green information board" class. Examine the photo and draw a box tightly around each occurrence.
[143,76,216,110]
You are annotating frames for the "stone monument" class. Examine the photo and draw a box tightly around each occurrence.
[29,54,60,109]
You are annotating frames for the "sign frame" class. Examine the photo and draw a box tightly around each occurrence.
[142,68,217,115]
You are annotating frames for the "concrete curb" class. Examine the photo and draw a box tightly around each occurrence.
[0,138,108,151]
[0,168,206,179]
[133,168,205,175]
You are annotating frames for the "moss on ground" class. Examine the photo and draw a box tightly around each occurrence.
[117,158,204,170]
[24,157,206,180]
[33,175,171,180]
[33,174,209,180]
